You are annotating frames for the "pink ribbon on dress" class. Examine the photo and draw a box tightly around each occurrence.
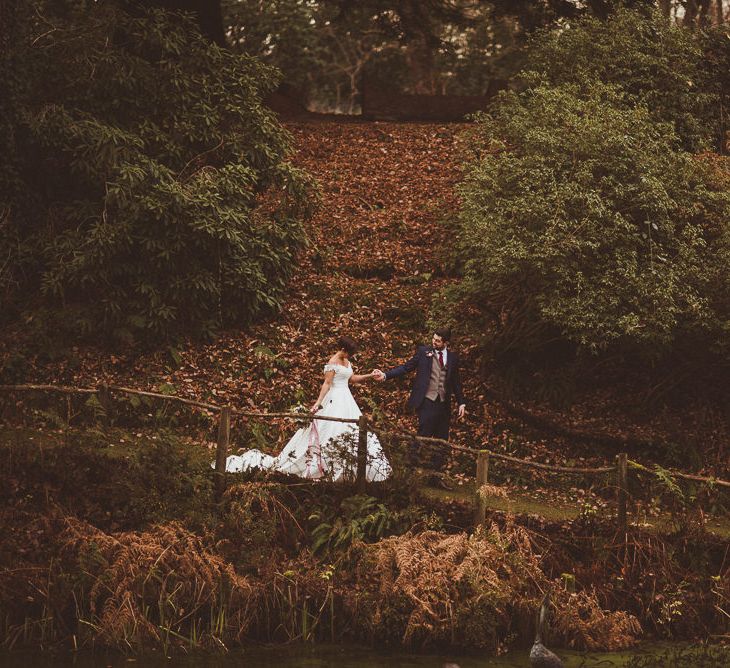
[306,418,325,478]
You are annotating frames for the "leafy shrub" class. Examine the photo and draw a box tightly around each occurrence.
[309,494,439,554]
[523,8,720,151]
[0,2,314,343]
[446,80,730,365]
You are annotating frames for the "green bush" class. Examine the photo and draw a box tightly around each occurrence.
[0,2,314,343]
[0,428,214,530]
[308,494,442,555]
[447,81,730,363]
[523,8,720,151]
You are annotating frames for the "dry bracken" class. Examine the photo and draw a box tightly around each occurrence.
[345,524,642,653]
[59,517,257,650]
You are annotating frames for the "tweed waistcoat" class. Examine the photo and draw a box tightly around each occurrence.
[426,352,447,401]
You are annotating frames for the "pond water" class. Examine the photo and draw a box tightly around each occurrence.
[1,643,728,668]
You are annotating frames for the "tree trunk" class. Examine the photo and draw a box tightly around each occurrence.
[396,0,437,94]
[683,0,713,27]
[348,71,358,114]
[714,0,725,23]
[698,0,713,25]
[405,36,435,94]
[683,0,699,27]
[0,0,18,60]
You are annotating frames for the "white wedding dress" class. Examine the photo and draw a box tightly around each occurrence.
[222,363,391,482]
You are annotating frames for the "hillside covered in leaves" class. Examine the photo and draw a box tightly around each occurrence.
[2,117,728,484]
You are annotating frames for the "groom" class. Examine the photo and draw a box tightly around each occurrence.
[373,328,465,477]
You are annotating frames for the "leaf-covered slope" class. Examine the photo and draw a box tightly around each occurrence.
[2,120,728,479]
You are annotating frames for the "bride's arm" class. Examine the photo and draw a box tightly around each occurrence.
[311,369,335,412]
[351,371,376,385]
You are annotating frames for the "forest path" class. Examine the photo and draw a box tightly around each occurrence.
[422,483,730,539]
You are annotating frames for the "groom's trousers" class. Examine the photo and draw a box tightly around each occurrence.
[414,397,449,470]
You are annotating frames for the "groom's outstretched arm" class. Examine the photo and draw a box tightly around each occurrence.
[383,348,421,380]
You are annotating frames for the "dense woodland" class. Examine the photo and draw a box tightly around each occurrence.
[1,0,730,662]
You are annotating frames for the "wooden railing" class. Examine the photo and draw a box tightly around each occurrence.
[0,383,361,500]
[1,383,728,531]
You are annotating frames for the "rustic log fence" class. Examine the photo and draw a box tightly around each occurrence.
[1,383,728,531]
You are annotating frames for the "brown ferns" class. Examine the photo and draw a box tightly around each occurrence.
[59,517,257,650]
[346,524,642,652]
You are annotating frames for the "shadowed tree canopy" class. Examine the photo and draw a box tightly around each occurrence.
[327,0,659,39]
[224,1,700,109]
[126,0,226,44]
[322,0,485,94]
[0,1,314,343]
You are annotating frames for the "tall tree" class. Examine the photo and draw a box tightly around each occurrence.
[682,0,713,27]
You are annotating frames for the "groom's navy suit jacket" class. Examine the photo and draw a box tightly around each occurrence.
[385,346,465,413]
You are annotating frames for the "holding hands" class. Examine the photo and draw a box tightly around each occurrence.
[312,369,382,412]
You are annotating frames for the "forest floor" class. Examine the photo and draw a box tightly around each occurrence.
[1,120,728,522]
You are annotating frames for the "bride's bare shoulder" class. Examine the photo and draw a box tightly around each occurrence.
[324,355,341,371]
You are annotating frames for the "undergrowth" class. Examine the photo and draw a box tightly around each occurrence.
[0,426,727,654]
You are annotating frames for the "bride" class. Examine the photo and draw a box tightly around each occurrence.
[223,336,391,482]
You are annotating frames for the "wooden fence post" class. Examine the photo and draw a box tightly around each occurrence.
[474,450,490,528]
[215,406,232,500]
[356,415,368,493]
[616,452,628,534]
[97,383,112,428]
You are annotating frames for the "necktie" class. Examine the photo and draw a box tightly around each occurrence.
[438,351,444,368]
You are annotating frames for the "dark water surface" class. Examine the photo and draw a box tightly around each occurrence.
[1,643,728,668]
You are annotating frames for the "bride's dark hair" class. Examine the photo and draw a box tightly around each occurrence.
[337,336,359,356]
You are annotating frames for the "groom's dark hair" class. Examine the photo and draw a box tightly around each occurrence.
[337,336,359,356]
[434,327,451,342]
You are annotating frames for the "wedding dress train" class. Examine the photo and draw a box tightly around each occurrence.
[222,363,391,482]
